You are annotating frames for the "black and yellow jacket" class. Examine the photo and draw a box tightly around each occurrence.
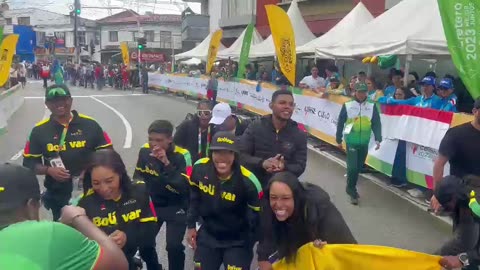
[187,157,263,241]
[76,181,157,257]
[22,110,112,192]
[133,143,192,208]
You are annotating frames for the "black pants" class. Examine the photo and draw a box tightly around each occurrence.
[193,228,252,270]
[43,77,48,88]
[42,190,70,221]
[140,205,187,270]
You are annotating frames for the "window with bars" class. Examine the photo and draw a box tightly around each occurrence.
[109,31,118,42]
[5,18,12,25]
[160,31,171,49]
[18,17,30,25]
[144,30,155,42]
[77,31,86,45]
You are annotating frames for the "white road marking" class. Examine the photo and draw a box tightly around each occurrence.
[10,150,24,161]
[10,106,50,161]
[90,96,132,149]
[24,94,147,99]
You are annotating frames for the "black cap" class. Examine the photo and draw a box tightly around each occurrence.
[210,131,237,152]
[45,84,72,101]
[434,175,466,206]
[0,164,40,212]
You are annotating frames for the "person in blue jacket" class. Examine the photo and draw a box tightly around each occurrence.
[437,78,457,112]
[378,76,442,110]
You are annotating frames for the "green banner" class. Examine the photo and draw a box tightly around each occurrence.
[236,24,254,79]
[0,27,3,43]
[438,0,480,98]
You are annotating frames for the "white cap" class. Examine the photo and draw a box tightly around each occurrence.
[209,103,232,125]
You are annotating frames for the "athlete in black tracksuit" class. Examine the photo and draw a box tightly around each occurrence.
[187,132,263,270]
[133,120,192,270]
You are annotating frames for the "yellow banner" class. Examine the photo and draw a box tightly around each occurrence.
[273,243,442,270]
[266,5,296,86]
[0,35,19,87]
[206,30,223,74]
[120,42,130,67]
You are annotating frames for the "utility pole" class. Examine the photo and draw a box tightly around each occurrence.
[73,0,81,64]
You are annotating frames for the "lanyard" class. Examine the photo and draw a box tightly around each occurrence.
[198,126,211,158]
[58,115,73,152]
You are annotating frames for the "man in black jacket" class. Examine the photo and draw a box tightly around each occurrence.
[239,89,307,188]
[174,100,213,163]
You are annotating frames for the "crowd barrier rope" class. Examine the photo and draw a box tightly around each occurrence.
[149,73,473,189]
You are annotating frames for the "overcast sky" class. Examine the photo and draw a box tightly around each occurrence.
[9,0,201,20]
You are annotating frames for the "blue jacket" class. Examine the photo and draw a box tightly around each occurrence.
[439,93,458,112]
[378,94,443,110]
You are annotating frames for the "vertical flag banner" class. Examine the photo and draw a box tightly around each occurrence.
[265,5,296,86]
[206,30,223,74]
[438,0,480,98]
[0,34,19,87]
[0,27,4,43]
[236,24,254,78]
[120,41,130,67]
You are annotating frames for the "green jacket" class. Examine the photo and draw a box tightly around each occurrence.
[336,98,382,146]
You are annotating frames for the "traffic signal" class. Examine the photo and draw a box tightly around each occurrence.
[74,0,81,15]
[91,45,95,55]
[137,37,146,50]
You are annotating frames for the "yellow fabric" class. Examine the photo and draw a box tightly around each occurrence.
[120,42,130,67]
[0,35,19,86]
[206,30,223,74]
[265,5,296,86]
[273,243,441,270]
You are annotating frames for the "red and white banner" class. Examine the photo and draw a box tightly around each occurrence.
[131,52,165,62]
[380,105,453,149]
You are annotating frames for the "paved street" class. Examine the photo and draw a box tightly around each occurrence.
[0,81,451,269]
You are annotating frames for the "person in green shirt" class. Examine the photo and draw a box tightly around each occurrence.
[0,163,128,270]
[336,82,382,205]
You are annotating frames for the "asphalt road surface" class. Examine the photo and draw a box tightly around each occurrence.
[0,81,451,269]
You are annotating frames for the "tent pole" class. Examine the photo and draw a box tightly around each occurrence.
[403,54,412,87]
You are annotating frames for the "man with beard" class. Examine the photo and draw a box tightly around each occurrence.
[434,175,480,270]
[239,89,307,189]
[174,100,213,163]
[22,84,113,221]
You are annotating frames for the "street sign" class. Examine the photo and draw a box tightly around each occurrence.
[130,51,165,62]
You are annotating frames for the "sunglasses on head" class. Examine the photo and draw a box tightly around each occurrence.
[197,110,212,117]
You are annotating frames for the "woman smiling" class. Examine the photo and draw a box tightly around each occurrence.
[76,149,158,270]
[257,172,357,270]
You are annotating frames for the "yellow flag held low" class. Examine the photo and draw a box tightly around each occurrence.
[0,34,19,87]
[265,5,296,86]
[206,30,223,74]
[273,243,442,270]
[120,41,130,67]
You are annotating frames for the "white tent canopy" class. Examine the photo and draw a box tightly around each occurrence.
[316,0,449,58]
[217,27,264,60]
[297,2,373,56]
[180,58,202,66]
[175,31,227,61]
[249,0,315,59]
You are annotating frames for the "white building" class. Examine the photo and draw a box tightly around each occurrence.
[3,8,99,62]
[97,11,182,64]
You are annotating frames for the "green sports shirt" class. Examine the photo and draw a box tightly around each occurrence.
[0,221,102,270]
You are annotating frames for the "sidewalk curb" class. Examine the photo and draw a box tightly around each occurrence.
[308,145,452,226]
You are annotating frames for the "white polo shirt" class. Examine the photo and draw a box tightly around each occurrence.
[300,75,326,89]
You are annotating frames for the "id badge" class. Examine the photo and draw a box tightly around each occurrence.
[344,123,354,135]
[49,156,66,169]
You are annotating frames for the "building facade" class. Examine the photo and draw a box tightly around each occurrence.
[3,8,98,62]
[97,11,182,65]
